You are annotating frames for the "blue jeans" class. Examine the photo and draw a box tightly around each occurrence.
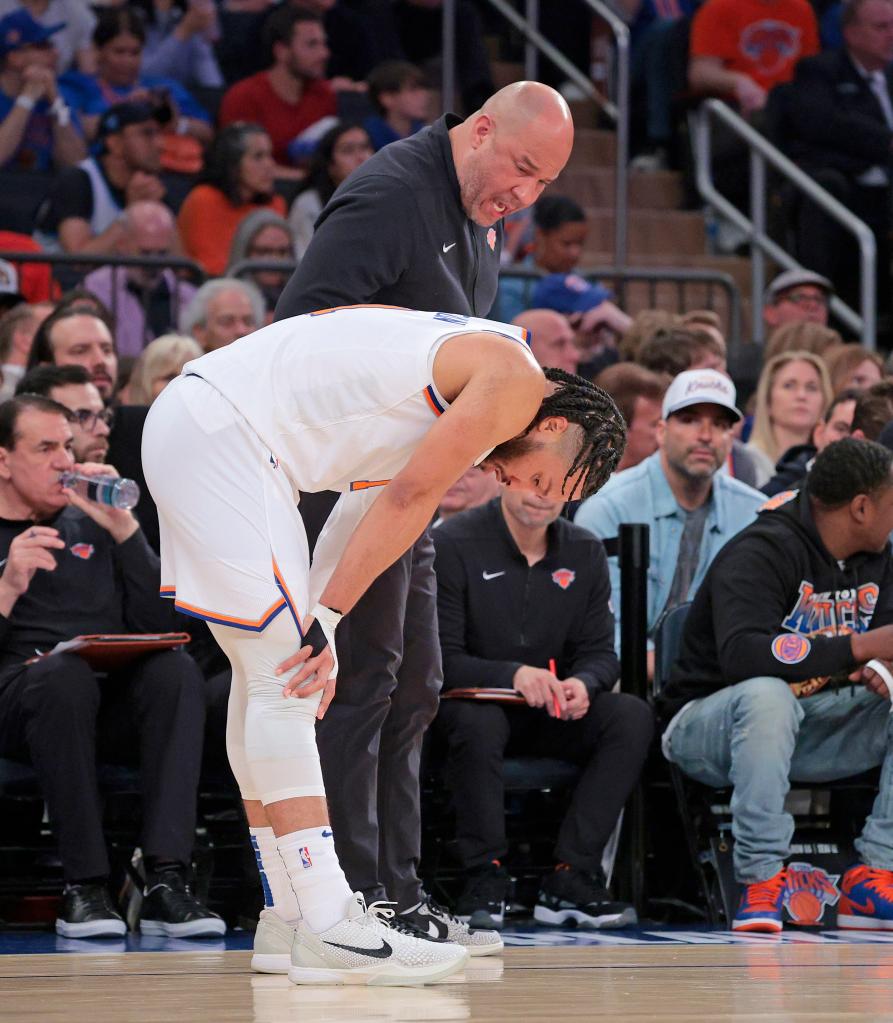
[666,677,893,882]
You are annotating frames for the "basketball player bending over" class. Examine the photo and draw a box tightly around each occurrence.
[142,305,625,987]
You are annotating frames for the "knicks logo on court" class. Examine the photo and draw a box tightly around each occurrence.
[783,862,840,925]
[69,543,95,560]
[552,568,576,590]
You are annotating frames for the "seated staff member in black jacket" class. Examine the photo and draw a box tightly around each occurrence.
[784,0,893,314]
[433,487,654,931]
[659,439,893,935]
[0,396,221,940]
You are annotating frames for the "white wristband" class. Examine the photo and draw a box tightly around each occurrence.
[15,94,35,112]
[310,603,342,681]
[866,659,893,709]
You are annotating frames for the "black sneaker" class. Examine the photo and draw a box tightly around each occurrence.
[456,862,509,930]
[56,883,127,938]
[139,869,226,937]
[400,891,503,956]
[534,867,637,929]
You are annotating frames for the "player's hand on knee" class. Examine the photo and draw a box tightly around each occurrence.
[279,645,335,698]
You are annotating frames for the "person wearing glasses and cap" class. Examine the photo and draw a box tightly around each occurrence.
[0,8,85,170]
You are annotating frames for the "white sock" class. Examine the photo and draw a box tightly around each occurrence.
[250,826,301,925]
[276,826,354,934]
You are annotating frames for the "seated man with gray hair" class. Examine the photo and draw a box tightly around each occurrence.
[179,278,265,353]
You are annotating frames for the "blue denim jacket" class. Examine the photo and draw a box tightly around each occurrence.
[574,452,765,652]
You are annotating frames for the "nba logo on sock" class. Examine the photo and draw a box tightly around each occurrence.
[299,846,313,869]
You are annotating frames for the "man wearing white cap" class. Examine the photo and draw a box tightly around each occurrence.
[575,368,765,680]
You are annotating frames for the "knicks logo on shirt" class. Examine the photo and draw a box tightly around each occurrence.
[552,568,576,590]
[69,543,95,561]
[740,20,801,76]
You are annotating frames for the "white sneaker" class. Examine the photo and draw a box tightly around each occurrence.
[400,894,504,957]
[251,909,295,974]
[288,894,468,987]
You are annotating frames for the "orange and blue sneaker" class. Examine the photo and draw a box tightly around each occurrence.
[838,864,893,930]
[732,868,786,933]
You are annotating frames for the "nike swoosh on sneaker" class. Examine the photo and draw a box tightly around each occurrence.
[845,895,876,914]
[482,571,505,581]
[427,920,443,939]
[323,938,392,958]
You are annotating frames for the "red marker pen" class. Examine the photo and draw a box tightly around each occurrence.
[549,658,561,719]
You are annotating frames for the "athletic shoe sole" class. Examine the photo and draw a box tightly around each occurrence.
[55,918,127,938]
[533,905,638,929]
[288,950,468,987]
[837,914,893,930]
[251,952,291,973]
[140,918,227,937]
[731,918,783,933]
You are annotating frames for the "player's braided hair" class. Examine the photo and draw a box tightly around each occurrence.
[529,367,627,500]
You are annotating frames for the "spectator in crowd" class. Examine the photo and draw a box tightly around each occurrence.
[178,123,286,276]
[619,308,679,362]
[218,7,337,171]
[688,0,820,113]
[435,465,501,525]
[126,333,202,406]
[0,0,95,74]
[14,364,111,463]
[826,343,884,394]
[784,0,893,314]
[227,210,296,319]
[0,232,57,306]
[0,9,86,171]
[0,259,24,316]
[26,302,159,550]
[0,395,222,938]
[680,308,727,348]
[364,60,430,151]
[35,100,166,255]
[637,325,727,377]
[763,269,832,333]
[62,7,212,152]
[434,486,653,930]
[83,200,196,358]
[512,309,581,376]
[658,439,893,934]
[133,0,224,90]
[595,362,667,472]
[764,320,843,363]
[576,369,764,675]
[761,387,860,496]
[179,278,264,352]
[851,379,893,440]
[496,196,589,322]
[289,122,374,259]
[0,302,53,400]
[747,351,832,487]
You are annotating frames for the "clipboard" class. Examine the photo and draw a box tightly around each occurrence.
[27,633,191,670]
[441,687,526,704]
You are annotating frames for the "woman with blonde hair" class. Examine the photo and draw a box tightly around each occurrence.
[825,344,883,395]
[747,350,832,487]
[127,333,203,405]
[763,321,843,363]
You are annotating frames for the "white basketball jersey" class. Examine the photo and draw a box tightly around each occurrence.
[184,305,536,494]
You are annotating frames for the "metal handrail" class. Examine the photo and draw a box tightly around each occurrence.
[499,264,742,350]
[441,0,630,270]
[693,99,877,348]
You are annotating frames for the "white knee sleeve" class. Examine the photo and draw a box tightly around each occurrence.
[210,615,326,805]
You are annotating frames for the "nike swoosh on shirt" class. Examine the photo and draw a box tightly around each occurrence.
[442,242,457,253]
[324,938,393,959]
[482,571,505,581]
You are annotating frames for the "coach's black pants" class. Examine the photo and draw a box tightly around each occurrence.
[437,693,654,873]
[0,650,206,881]
[302,491,442,908]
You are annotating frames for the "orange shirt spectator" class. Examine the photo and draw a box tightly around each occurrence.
[690,0,819,103]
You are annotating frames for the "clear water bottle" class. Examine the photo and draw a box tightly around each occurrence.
[60,471,140,511]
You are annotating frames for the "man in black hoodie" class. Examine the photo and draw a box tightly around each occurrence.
[659,439,893,933]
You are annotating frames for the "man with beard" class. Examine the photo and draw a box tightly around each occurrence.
[271,80,574,957]
[576,368,764,681]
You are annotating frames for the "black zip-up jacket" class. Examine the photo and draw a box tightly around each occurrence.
[0,507,174,677]
[657,488,893,723]
[274,115,503,319]
[433,499,619,695]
